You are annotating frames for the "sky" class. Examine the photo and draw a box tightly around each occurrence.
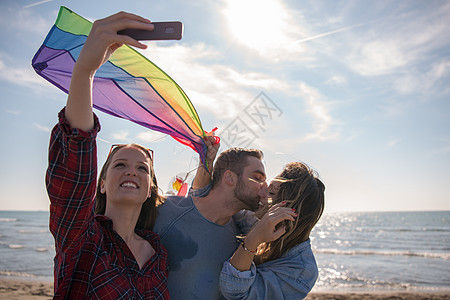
[1,0,449,213]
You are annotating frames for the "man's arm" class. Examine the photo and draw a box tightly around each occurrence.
[191,135,220,190]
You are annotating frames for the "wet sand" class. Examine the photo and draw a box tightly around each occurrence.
[1,278,449,299]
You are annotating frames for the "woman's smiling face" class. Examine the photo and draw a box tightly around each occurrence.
[101,146,152,207]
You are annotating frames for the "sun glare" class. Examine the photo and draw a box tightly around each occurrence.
[223,0,290,53]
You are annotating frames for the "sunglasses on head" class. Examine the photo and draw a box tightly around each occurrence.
[108,144,154,166]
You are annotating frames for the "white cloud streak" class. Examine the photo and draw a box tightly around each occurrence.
[293,22,367,45]
[0,56,54,92]
[136,131,168,144]
[0,53,52,94]
[24,0,55,9]
[33,123,51,132]
[111,130,131,142]
[6,110,21,116]
[298,83,338,142]
[394,60,450,96]
[387,139,401,147]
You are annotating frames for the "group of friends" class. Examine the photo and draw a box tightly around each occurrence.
[45,11,325,299]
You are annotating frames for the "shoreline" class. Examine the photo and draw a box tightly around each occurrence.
[306,290,450,299]
[1,278,450,299]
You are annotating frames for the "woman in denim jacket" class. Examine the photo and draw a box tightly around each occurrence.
[219,162,325,300]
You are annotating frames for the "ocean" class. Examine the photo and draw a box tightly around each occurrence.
[0,210,449,292]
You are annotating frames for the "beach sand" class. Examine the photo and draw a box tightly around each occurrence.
[0,278,53,300]
[1,278,449,299]
[305,291,450,299]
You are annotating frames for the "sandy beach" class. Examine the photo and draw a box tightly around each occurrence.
[305,291,450,299]
[0,278,53,300]
[1,278,449,300]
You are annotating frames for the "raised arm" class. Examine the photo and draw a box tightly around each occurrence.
[65,12,154,131]
[47,12,155,251]
[191,135,220,190]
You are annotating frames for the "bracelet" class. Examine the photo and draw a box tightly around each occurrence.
[241,240,257,255]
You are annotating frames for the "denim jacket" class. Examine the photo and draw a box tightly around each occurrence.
[219,239,318,300]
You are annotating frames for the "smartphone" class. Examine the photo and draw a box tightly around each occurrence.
[118,21,183,40]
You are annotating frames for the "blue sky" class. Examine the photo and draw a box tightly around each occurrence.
[1,0,449,213]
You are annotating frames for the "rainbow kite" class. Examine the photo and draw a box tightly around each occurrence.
[32,6,208,165]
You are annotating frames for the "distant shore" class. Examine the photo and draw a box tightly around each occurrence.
[1,278,449,299]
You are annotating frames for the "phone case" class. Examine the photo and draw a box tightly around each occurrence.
[118,21,183,40]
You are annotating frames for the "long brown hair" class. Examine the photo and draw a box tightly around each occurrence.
[94,144,164,230]
[254,162,325,265]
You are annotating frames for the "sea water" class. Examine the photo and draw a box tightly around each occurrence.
[0,211,54,280]
[0,210,449,292]
[311,211,450,292]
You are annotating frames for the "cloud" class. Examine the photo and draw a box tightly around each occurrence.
[344,3,450,79]
[394,60,450,96]
[33,123,51,132]
[111,130,131,142]
[323,76,348,86]
[348,40,407,77]
[136,131,168,144]
[6,109,21,116]
[140,43,291,119]
[141,43,339,144]
[297,83,339,142]
[0,54,55,93]
[251,81,339,154]
[387,139,401,147]
[0,5,51,35]
[110,130,168,144]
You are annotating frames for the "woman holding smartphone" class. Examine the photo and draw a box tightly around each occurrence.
[46,12,169,299]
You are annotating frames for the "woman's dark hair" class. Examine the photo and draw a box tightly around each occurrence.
[94,144,164,230]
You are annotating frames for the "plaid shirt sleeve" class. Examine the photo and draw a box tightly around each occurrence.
[46,108,101,253]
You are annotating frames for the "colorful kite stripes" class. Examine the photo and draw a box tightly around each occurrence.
[32,6,208,165]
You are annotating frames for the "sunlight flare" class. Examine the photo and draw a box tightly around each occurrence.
[223,0,292,53]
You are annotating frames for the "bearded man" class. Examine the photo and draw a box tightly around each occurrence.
[153,146,268,300]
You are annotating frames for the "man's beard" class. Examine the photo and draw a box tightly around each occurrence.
[233,179,261,211]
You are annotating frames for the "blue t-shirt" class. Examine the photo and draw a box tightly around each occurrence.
[153,195,241,300]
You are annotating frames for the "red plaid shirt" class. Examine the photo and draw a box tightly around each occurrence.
[46,108,169,299]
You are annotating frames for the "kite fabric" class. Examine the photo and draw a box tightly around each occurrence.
[32,6,208,166]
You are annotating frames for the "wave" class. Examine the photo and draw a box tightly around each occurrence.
[314,248,450,260]
[8,244,24,249]
[0,270,36,278]
[315,275,450,293]
[384,228,450,233]
[0,218,18,222]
